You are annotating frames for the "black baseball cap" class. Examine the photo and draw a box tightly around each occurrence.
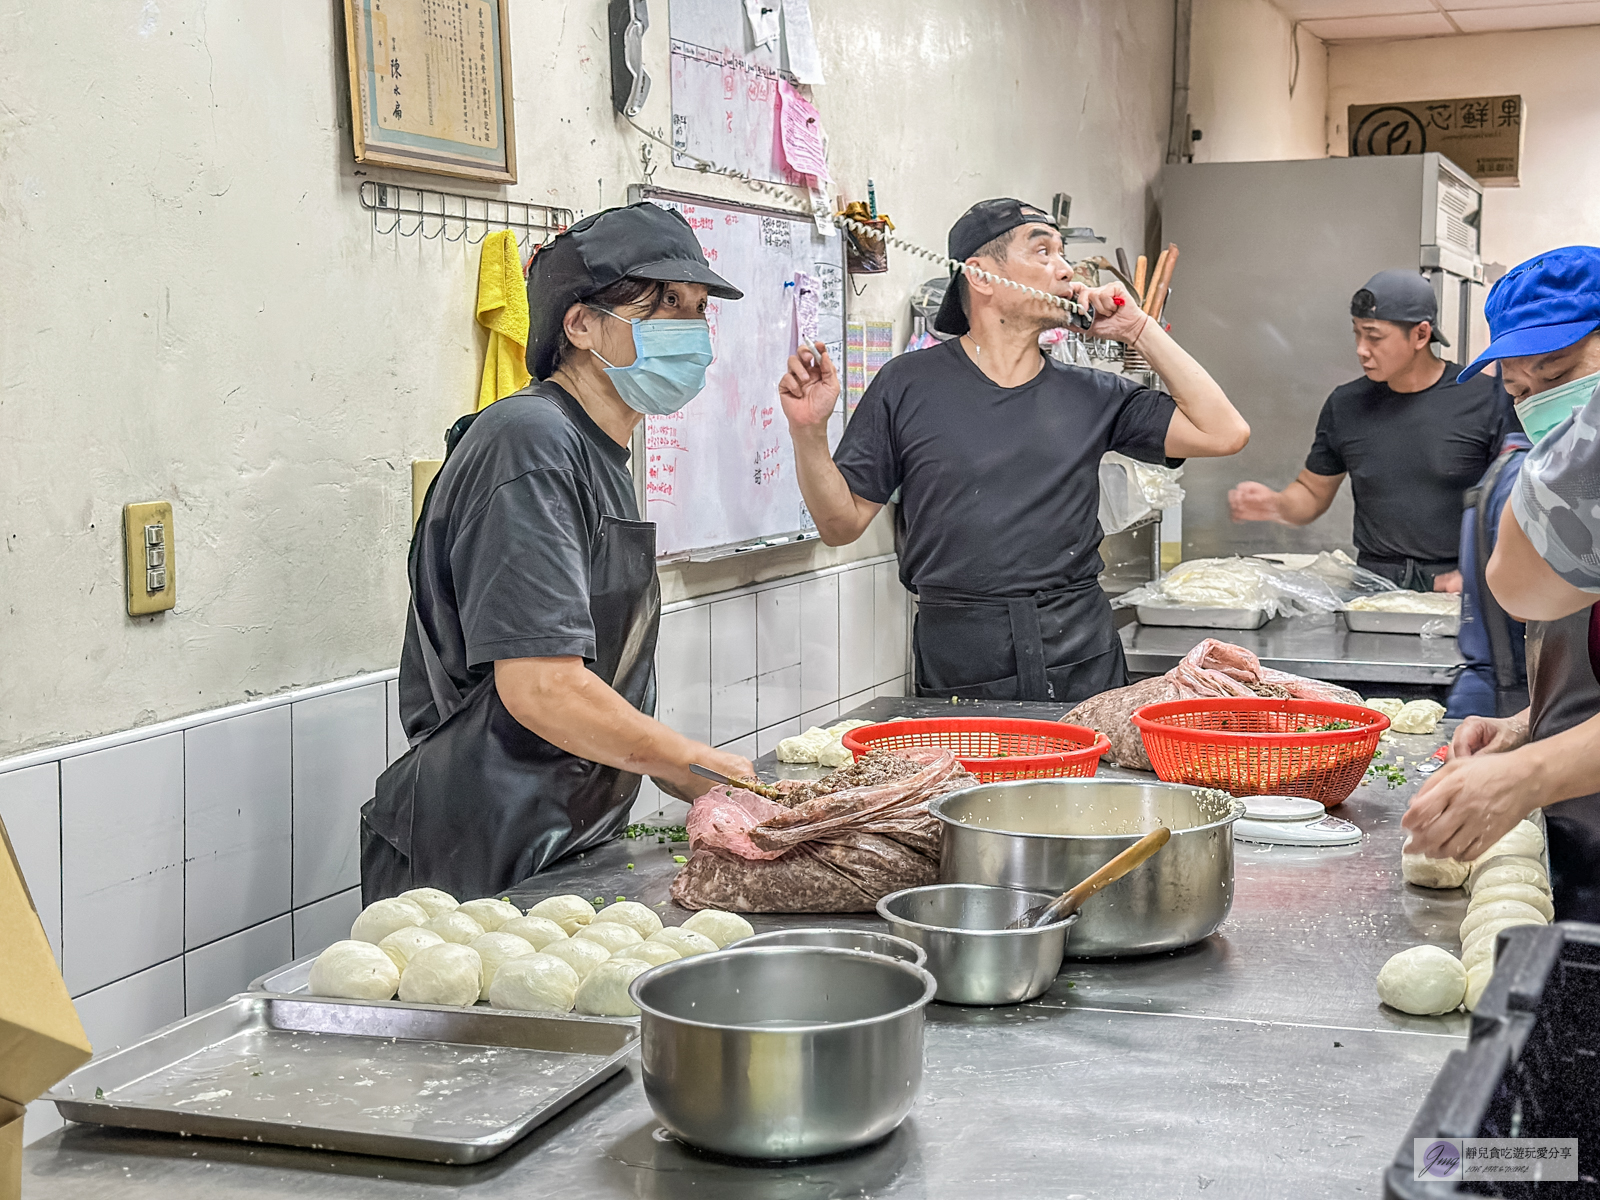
[1350,269,1449,347]
[526,202,743,379]
[933,198,1056,336]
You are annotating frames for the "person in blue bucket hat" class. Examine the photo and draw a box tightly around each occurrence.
[1405,245,1600,924]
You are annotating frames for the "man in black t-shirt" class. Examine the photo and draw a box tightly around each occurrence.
[777,198,1250,704]
[1229,270,1515,592]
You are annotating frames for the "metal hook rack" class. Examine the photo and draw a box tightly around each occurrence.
[359,181,573,249]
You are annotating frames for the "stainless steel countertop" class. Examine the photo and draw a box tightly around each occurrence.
[23,701,1466,1199]
[1120,610,1467,685]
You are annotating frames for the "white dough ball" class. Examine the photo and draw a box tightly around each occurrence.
[456,898,522,933]
[1375,945,1466,1015]
[397,887,459,919]
[470,932,538,1001]
[1464,962,1494,1012]
[527,895,596,936]
[424,910,486,945]
[613,941,681,967]
[398,943,482,1006]
[1462,917,1545,971]
[308,940,400,1000]
[488,954,581,1013]
[1480,821,1545,864]
[1468,856,1550,896]
[574,922,644,953]
[377,926,445,971]
[1461,899,1548,942]
[1468,883,1554,922]
[648,927,719,958]
[350,897,428,945]
[1471,861,1552,896]
[1402,852,1470,890]
[499,915,569,951]
[591,900,664,939]
[681,910,754,948]
[574,958,653,1017]
[540,936,611,981]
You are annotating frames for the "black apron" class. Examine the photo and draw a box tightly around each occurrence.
[1526,606,1600,922]
[359,514,660,905]
[1357,552,1459,593]
[912,580,1127,704]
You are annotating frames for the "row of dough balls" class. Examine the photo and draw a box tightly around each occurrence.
[1381,821,1550,1016]
[308,889,753,1017]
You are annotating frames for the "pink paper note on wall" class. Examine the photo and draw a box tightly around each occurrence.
[777,81,828,183]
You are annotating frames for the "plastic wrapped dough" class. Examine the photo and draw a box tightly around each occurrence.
[1375,945,1466,1015]
[469,932,538,1001]
[649,927,719,958]
[527,895,597,936]
[397,887,459,919]
[309,940,401,1000]
[377,926,445,972]
[574,922,645,953]
[350,897,428,945]
[398,943,482,1006]
[574,958,653,1017]
[488,953,580,1013]
[591,900,664,939]
[540,936,611,981]
[455,898,523,933]
[499,915,569,951]
[776,727,833,764]
[424,910,487,945]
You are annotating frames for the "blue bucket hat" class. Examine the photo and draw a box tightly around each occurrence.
[1460,245,1600,380]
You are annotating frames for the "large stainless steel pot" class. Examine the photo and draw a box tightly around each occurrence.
[931,779,1245,957]
[630,946,936,1160]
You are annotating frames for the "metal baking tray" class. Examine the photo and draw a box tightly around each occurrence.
[1343,609,1460,636]
[45,993,637,1163]
[1136,604,1270,630]
[249,954,316,995]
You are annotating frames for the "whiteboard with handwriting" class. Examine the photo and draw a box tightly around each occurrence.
[637,190,845,559]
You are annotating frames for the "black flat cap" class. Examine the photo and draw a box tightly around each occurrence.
[526,203,743,379]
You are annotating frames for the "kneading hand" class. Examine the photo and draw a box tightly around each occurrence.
[1401,750,1540,861]
[779,341,840,432]
[1450,714,1529,760]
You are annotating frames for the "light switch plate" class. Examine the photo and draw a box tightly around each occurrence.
[124,501,175,616]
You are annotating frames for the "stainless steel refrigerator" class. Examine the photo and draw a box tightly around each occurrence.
[1158,152,1485,561]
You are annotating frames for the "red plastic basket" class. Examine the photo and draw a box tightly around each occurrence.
[840,718,1109,783]
[1130,698,1390,807]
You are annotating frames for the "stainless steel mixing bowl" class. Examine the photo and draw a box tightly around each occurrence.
[630,946,936,1160]
[876,883,1076,1005]
[931,779,1245,957]
[738,926,928,967]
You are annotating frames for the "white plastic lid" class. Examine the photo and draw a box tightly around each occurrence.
[1240,794,1326,821]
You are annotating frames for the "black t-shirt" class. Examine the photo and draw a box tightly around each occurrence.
[1304,362,1515,564]
[399,383,638,739]
[833,338,1178,596]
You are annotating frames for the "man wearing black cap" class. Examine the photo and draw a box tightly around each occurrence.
[363,203,756,902]
[1229,269,1515,592]
[779,198,1250,703]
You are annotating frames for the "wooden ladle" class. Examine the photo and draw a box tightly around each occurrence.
[1008,826,1173,929]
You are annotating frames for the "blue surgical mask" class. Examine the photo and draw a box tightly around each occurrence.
[1516,370,1600,443]
[590,308,714,416]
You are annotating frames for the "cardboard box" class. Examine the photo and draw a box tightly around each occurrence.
[1348,95,1524,186]
[0,815,92,1200]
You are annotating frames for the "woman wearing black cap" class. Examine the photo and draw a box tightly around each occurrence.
[361,203,751,903]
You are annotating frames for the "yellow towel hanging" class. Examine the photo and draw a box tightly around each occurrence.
[475,230,532,410]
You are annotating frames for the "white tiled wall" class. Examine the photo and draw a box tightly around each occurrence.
[1,554,911,1145]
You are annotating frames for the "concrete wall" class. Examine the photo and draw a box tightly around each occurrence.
[0,0,1175,755]
[1190,0,1330,165]
[1328,25,1600,349]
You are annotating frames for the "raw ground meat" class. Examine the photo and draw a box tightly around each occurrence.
[671,749,972,913]
[1064,638,1361,770]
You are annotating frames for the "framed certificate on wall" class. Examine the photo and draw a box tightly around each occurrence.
[344,0,517,183]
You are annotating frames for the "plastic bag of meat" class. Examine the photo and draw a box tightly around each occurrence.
[1063,638,1362,770]
[672,749,971,913]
